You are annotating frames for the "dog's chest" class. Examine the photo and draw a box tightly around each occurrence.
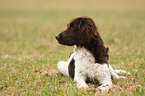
[74,46,95,65]
[73,46,99,74]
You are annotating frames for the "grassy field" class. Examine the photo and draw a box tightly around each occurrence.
[0,0,145,95]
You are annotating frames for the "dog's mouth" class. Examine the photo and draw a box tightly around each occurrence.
[55,36,74,46]
[57,40,74,46]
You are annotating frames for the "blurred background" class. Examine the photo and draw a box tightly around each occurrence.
[0,0,144,62]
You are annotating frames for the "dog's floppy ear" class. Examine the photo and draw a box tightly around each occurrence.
[77,18,98,45]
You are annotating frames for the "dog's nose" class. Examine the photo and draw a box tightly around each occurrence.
[55,34,60,40]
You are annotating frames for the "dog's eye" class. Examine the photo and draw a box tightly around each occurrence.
[71,27,74,29]
[70,26,75,29]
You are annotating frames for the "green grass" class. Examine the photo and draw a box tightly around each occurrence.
[0,0,145,95]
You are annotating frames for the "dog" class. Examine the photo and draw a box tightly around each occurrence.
[55,16,128,92]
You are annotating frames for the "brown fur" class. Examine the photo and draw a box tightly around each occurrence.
[56,16,109,64]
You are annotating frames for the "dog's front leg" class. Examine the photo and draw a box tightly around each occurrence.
[94,64,112,92]
[97,80,112,92]
[74,70,88,89]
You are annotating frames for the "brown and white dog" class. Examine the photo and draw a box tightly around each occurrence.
[55,16,129,92]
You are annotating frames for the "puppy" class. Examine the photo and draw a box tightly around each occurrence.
[55,16,128,92]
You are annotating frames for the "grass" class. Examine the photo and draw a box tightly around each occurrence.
[0,0,145,95]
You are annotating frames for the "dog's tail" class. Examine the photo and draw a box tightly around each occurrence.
[57,61,69,76]
[108,64,130,79]
[58,53,74,77]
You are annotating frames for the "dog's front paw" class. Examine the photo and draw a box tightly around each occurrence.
[114,76,126,79]
[77,83,88,90]
[119,76,126,79]
[96,86,109,92]
[114,75,127,79]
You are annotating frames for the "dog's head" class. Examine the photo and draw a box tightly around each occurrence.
[55,16,99,46]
